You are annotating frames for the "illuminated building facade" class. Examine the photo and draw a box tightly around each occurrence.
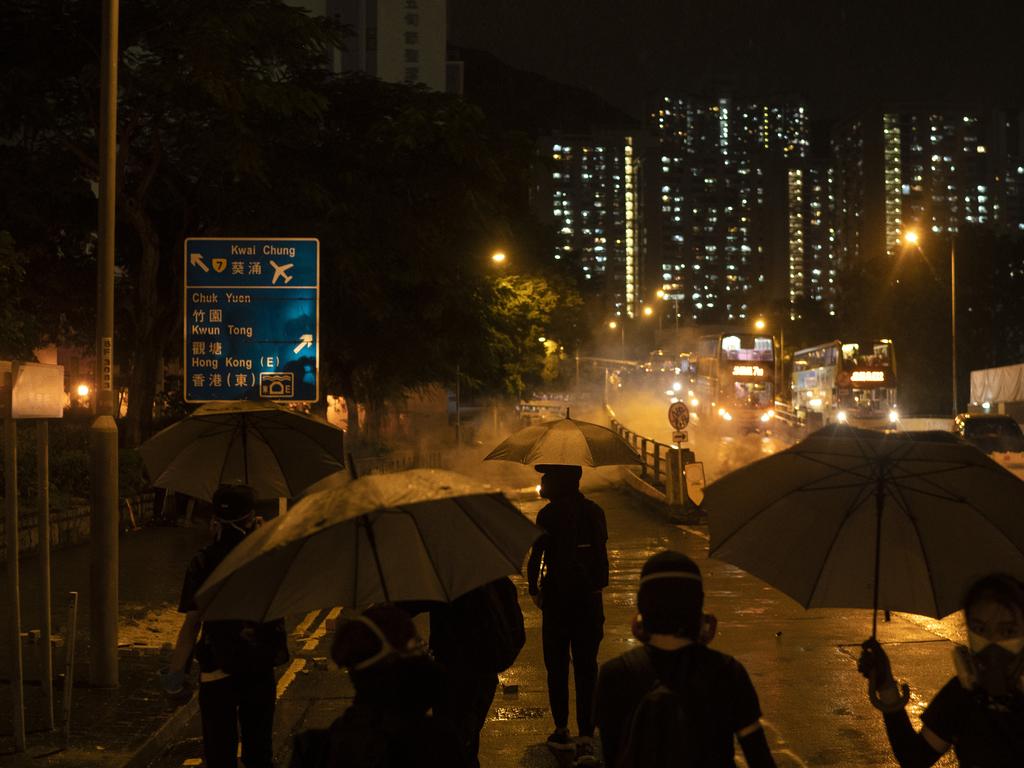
[543,132,642,317]
[647,96,818,324]
[832,106,1024,264]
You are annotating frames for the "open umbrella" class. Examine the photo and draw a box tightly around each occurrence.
[705,426,1024,637]
[139,400,344,501]
[194,469,541,621]
[484,415,641,467]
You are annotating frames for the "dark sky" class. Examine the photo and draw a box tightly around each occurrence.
[449,1,1024,120]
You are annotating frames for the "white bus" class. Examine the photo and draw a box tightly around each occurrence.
[791,339,899,428]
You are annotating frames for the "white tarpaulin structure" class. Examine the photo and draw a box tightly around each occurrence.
[971,362,1024,405]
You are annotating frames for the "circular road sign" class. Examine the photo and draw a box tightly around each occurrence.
[668,401,690,430]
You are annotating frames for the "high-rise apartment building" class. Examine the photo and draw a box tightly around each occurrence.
[832,106,1024,265]
[541,133,642,318]
[647,96,829,324]
[300,0,456,93]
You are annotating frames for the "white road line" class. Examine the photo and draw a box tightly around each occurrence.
[293,608,322,638]
[677,524,709,540]
[303,606,342,652]
[276,657,307,698]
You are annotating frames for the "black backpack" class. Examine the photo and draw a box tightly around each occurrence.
[617,647,703,768]
[196,618,290,675]
[432,578,526,674]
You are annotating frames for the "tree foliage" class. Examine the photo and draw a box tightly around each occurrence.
[2,1,577,445]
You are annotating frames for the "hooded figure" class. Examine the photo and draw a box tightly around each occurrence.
[859,573,1024,767]
[166,484,289,768]
[290,605,469,768]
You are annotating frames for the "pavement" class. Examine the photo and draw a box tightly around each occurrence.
[3,450,970,767]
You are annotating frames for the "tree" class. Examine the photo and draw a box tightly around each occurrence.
[3,0,340,444]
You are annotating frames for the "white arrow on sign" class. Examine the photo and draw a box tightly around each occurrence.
[190,253,210,272]
[293,334,314,354]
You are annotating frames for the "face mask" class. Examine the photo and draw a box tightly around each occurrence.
[958,632,1024,697]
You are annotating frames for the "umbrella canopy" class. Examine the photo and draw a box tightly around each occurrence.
[484,416,642,467]
[139,400,344,501]
[194,469,541,621]
[706,426,1024,628]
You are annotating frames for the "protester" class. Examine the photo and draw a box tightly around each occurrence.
[526,464,609,765]
[858,573,1024,767]
[427,577,525,768]
[164,484,289,768]
[289,605,469,768]
[594,550,777,768]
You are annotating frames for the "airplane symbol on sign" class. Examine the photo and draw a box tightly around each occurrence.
[269,260,294,285]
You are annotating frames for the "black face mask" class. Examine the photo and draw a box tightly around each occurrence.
[960,632,1024,699]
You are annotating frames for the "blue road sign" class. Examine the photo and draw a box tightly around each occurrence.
[184,237,319,403]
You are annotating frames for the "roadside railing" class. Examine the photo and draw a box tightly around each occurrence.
[353,448,444,477]
[608,418,674,490]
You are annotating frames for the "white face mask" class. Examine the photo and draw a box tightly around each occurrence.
[968,631,1024,656]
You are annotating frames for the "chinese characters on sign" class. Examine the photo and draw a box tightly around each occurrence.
[184,238,319,403]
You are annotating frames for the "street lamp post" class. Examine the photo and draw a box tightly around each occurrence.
[903,229,958,418]
[608,320,625,358]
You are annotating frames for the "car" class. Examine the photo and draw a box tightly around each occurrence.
[952,413,1024,453]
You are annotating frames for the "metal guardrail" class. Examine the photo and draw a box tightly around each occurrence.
[609,418,674,490]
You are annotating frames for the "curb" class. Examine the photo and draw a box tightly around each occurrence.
[618,467,705,524]
[121,695,199,768]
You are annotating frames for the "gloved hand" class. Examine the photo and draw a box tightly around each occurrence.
[859,638,910,712]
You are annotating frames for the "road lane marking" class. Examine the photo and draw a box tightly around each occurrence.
[678,524,709,540]
[276,657,307,698]
[293,608,322,638]
[303,606,342,651]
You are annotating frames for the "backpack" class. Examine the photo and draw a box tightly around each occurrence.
[617,647,704,768]
[196,618,290,675]
[475,577,526,673]
[431,577,526,674]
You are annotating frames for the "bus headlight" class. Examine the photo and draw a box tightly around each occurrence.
[888,409,900,424]
[809,398,823,409]
[720,409,733,421]
[836,410,849,423]
[672,381,682,392]
[760,410,774,423]
[690,398,699,408]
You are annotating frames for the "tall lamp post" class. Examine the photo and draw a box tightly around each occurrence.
[903,229,957,418]
[608,319,625,358]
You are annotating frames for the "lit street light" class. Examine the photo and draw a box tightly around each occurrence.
[902,227,958,417]
[754,318,766,331]
[491,250,507,265]
[642,305,653,317]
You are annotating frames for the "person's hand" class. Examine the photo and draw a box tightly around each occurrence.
[859,638,910,712]
[531,592,543,610]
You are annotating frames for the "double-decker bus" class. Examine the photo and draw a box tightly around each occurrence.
[790,339,898,428]
[695,333,777,429]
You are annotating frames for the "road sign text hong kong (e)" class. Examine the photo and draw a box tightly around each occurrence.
[668,401,690,430]
[184,238,319,403]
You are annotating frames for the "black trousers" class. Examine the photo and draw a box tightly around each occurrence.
[541,591,604,736]
[435,664,499,768]
[198,667,276,768]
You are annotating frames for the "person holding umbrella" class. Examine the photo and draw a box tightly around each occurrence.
[164,484,289,768]
[858,573,1024,767]
[526,464,609,764]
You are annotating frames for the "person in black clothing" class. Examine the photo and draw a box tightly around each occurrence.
[526,464,609,764]
[858,573,1024,767]
[594,550,777,768]
[165,484,289,768]
[426,578,522,768]
[289,605,469,768]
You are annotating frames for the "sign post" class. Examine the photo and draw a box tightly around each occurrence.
[666,401,697,511]
[184,238,319,403]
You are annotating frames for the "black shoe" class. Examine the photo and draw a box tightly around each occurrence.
[573,736,601,766]
[546,728,574,751]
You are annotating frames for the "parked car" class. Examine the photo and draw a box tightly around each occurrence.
[952,413,1024,453]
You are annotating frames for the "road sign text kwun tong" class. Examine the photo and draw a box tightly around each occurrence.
[184,238,319,403]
